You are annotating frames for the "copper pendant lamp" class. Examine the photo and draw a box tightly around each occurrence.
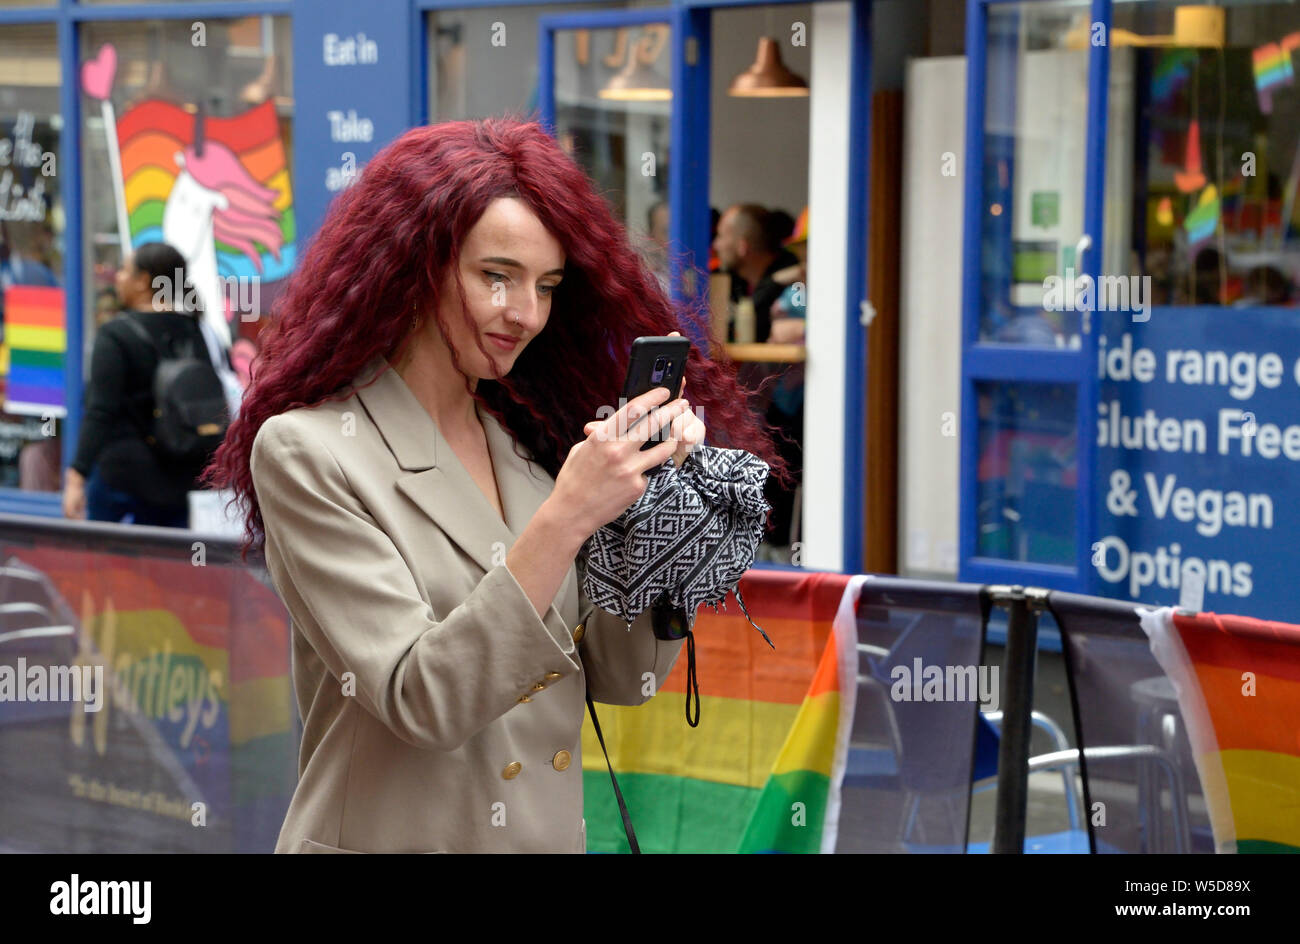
[599,32,671,102]
[729,36,808,98]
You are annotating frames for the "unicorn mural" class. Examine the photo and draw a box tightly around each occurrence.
[81,42,295,352]
[162,110,286,344]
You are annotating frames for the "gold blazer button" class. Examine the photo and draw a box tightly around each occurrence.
[572,623,585,643]
[532,682,546,692]
[517,695,532,704]
[552,750,572,771]
[502,762,522,780]
[544,672,562,682]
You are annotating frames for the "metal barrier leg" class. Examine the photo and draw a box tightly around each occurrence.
[989,585,1043,854]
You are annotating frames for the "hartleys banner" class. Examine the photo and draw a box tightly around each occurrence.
[0,536,295,852]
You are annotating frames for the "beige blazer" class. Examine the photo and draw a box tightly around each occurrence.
[250,354,684,853]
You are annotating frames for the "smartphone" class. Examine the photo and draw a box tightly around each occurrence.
[620,335,691,458]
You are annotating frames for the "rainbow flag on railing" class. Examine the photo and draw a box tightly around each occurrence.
[1140,606,1300,854]
[580,571,855,853]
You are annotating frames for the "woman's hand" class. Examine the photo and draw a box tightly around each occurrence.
[63,468,87,519]
[655,330,705,468]
[581,330,706,470]
[661,373,706,468]
[553,386,689,539]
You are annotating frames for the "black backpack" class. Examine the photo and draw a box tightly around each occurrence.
[119,312,230,463]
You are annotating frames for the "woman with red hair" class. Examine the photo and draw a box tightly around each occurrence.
[202,115,789,853]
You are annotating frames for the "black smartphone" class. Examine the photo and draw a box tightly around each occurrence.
[620,335,691,457]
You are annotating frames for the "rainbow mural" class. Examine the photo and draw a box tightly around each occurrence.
[115,99,295,283]
[81,42,294,343]
[1,285,66,417]
[580,570,855,853]
[1140,606,1300,854]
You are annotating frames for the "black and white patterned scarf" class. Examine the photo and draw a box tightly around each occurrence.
[576,444,773,646]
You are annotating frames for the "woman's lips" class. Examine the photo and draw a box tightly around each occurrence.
[487,333,520,352]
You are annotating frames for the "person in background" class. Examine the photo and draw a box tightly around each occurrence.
[764,210,796,259]
[93,287,120,329]
[62,242,219,528]
[713,203,801,344]
[1192,247,1224,306]
[1235,265,1291,307]
[762,207,808,556]
[768,206,808,344]
[0,220,59,294]
[714,203,804,555]
[643,198,672,295]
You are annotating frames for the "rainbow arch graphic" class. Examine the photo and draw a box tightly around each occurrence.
[117,99,296,282]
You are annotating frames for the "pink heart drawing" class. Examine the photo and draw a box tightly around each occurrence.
[81,44,117,100]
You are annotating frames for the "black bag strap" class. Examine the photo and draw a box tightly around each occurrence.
[585,689,640,854]
[118,311,160,358]
[114,315,163,442]
[118,311,200,361]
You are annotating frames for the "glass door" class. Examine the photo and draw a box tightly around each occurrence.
[960,0,1111,591]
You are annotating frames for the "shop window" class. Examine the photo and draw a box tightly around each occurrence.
[426,3,665,242]
[1110,2,1300,307]
[79,16,293,380]
[428,3,645,123]
[0,23,63,493]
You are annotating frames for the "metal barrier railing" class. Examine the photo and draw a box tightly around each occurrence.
[0,513,1272,853]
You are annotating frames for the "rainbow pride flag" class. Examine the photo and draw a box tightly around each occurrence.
[1252,34,1300,113]
[581,570,855,853]
[1139,606,1300,854]
[1152,48,1196,103]
[738,574,863,852]
[1185,185,1219,250]
[117,99,295,281]
[1,285,65,416]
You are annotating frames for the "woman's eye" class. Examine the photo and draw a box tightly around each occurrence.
[484,271,507,285]
[539,283,558,297]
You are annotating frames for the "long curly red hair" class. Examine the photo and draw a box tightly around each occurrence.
[202,114,792,562]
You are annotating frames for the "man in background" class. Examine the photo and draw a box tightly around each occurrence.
[715,203,804,554]
[714,203,800,344]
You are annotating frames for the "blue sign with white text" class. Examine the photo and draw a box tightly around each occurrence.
[291,0,414,244]
[1093,308,1300,622]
